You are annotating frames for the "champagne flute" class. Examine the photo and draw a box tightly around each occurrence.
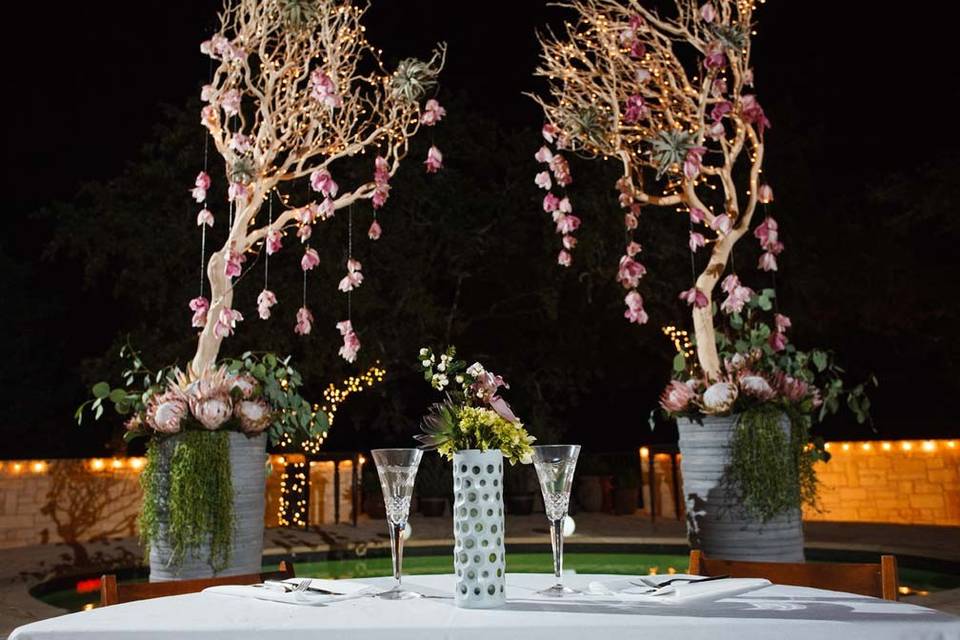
[371,448,423,599]
[532,445,581,596]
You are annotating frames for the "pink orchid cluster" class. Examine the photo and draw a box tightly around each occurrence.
[338,258,363,292]
[719,274,754,314]
[337,320,361,363]
[619,15,647,58]
[372,156,391,209]
[425,146,443,173]
[200,35,245,62]
[141,367,270,436]
[421,99,446,126]
[295,306,313,336]
[753,192,784,271]
[192,172,211,203]
[224,248,246,279]
[213,307,243,339]
[614,178,650,323]
[309,69,342,109]
[257,289,277,320]
[535,125,580,267]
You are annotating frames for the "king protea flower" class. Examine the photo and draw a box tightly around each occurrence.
[146,392,188,434]
[235,399,272,434]
[701,381,738,415]
[660,380,695,414]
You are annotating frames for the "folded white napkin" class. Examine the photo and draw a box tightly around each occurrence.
[586,574,770,603]
[204,577,375,606]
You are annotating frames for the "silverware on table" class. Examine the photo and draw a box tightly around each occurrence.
[630,574,731,591]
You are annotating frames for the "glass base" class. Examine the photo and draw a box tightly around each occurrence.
[377,586,423,600]
[536,583,581,597]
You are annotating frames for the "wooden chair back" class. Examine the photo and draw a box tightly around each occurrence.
[100,561,295,606]
[688,550,899,600]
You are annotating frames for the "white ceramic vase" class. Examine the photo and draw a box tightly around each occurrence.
[452,449,506,608]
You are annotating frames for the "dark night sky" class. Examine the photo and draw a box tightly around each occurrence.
[2,1,958,455]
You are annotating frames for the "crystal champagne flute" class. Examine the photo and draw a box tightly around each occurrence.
[532,445,581,596]
[371,448,423,599]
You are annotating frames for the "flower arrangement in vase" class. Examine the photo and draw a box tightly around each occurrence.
[414,346,535,608]
[78,346,326,578]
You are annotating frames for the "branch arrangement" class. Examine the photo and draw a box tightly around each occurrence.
[530,0,778,379]
[189,0,447,373]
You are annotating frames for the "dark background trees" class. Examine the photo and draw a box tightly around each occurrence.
[2,1,958,458]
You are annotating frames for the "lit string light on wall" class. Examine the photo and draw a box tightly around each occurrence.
[277,460,308,528]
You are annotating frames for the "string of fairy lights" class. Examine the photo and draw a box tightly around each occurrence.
[274,361,386,527]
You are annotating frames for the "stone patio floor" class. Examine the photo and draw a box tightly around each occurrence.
[2,515,958,637]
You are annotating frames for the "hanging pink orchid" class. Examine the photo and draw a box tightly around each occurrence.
[224,249,245,278]
[196,208,214,227]
[201,105,219,131]
[318,197,336,220]
[338,258,364,292]
[704,41,726,69]
[228,181,249,202]
[257,289,277,320]
[759,251,778,272]
[372,156,391,209]
[689,207,706,224]
[543,193,560,212]
[680,287,709,308]
[200,84,215,102]
[535,145,554,164]
[297,224,312,242]
[624,290,649,325]
[706,121,725,140]
[720,274,754,314]
[368,219,382,240]
[712,77,728,97]
[557,250,572,267]
[420,99,446,126]
[700,2,717,22]
[625,212,639,230]
[711,213,732,234]
[424,146,443,173]
[549,154,572,186]
[769,330,788,352]
[189,297,209,328]
[309,69,342,108]
[758,184,774,204]
[191,172,211,203]
[555,214,581,235]
[229,133,252,153]
[266,228,282,254]
[626,241,642,257]
[221,89,242,116]
[301,247,320,271]
[295,307,314,335]
[542,123,559,143]
[310,169,339,197]
[774,313,791,334]
[753,216,779,248]
[336,320,361,362]
[617,255,647,289]
[623,95,647,123]
[214,307,243,339]
[562,235,578,250]
[630,40,646,59]
[741,95,772,134]
[683,146,706,179]
[534,171,552,190]
[710,101,733,122]
[689,231,706,252]
[558,197,572,213]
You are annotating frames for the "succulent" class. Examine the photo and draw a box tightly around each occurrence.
[649,129,698,178]
[707,23,747,51]
[278,0,320,29]
[390,57,439,103]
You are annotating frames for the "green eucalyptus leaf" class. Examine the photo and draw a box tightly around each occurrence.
[92,382,111,399]
[672,352,686,373]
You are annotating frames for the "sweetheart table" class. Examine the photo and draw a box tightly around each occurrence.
[10,573,960,640]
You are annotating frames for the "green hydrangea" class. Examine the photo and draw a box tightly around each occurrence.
[435,406,535,466]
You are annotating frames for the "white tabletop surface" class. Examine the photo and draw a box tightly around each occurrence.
[10,573,960,640]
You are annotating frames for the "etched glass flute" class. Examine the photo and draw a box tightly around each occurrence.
[371,448,423,599]
[532,445,581,596]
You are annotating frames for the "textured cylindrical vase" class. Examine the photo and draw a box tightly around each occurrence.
[452,450,506,608]
[149,431,267,581]
[677,415,804,562]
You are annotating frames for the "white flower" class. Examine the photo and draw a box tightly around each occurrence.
[701,381,738,415]
[421,359,432,368]
[466,362,485,377]
[437,363,446,372]
[419,348,430,357]
[455,375,464,383]
[431,374,449,390]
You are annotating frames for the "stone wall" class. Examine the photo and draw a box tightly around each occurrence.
[803,440,960,525]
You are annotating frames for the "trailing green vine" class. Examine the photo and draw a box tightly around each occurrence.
[139,431,235,572]
[728,405,819,522]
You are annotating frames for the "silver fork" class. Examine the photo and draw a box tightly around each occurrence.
[293,579,312,594]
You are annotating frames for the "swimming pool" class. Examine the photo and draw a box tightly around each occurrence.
[33,547,960,612]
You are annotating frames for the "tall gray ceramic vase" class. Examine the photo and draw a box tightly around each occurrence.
[677,414,804,562]
[148,431,267,581]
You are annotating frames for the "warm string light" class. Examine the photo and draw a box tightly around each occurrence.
[662,325,695,359]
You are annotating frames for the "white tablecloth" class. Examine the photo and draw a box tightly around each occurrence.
[11,573,960,640]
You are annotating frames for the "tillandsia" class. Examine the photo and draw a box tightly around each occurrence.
[77,344,329,447]
[415,346,536,465]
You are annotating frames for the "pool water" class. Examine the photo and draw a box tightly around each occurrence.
[35,552,960,613]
